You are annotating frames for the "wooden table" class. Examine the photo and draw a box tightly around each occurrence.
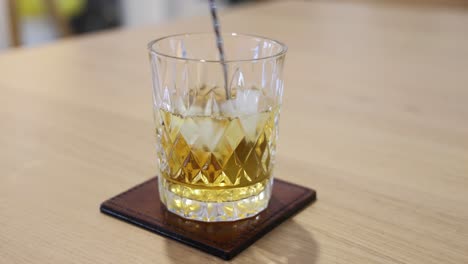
[1,1,467,263]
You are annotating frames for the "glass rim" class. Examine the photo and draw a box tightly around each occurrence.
[147,32,288,63]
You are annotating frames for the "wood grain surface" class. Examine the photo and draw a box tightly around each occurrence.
[1,1,467,263]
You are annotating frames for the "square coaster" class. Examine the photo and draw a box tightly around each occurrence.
[100,176,316,260]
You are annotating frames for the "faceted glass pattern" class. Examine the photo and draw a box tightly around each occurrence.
[148,33,286,221]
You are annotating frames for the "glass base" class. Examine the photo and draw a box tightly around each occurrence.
[158,177,273,222]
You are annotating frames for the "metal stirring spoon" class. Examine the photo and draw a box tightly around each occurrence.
[208,0,230,99]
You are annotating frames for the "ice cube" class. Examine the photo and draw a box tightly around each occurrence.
[220,100,235,116]
[174,96,187,114]
[197,118,224,150]
[234,89,261,115]
[219,88,262,117]
[187,105,203,116]
[239,114,259,140]
[204,92,220,116]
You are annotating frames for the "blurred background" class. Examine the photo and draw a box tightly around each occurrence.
[0,0,255,50]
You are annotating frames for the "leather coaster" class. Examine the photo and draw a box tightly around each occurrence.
[100,176,316,260]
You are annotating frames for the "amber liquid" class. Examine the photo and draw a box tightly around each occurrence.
[156,106,278,203]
